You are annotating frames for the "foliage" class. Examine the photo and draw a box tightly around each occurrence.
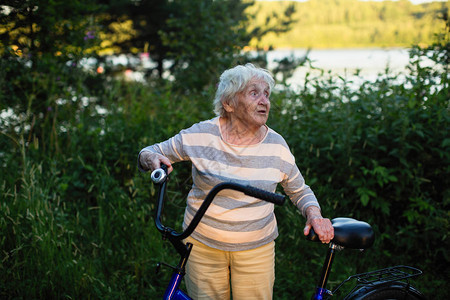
[158,0,252,91]
[2,40,449,298]
[251,0,450,49]
[95,0,174,76]
[0,1,449,299]
[0,0,100,59]
[94,0,296,91]
[268,33,449,297]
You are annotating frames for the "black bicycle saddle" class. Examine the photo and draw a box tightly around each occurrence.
[332,218,375,249]
[308,217,375,249]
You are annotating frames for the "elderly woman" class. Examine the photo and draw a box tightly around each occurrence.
[138,63,333,300]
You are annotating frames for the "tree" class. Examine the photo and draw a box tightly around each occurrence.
[0,0,298,92]
[95,0,173,78]
[159,0,253,90]
[0,0,100,61]
[98,0,297,90]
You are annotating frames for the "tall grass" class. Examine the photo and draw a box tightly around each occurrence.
[1,41,448,298]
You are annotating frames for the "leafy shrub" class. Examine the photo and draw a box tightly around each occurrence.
[1,38,448,299]
[269,40,449,297]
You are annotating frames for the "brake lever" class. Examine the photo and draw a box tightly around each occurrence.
[156,262,176,274]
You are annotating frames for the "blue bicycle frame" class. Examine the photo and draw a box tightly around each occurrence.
[151,165,285,300]
[152,168,423,300]
[163,272,191,300]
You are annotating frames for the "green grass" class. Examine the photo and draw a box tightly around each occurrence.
[1,41,448,298]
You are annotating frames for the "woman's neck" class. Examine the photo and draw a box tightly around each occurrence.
[219,117,267,145]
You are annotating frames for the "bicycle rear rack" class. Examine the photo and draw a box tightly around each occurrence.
[334,265,423,295]
[355,265,422,285]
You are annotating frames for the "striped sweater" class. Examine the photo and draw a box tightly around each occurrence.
[139,117,320,251]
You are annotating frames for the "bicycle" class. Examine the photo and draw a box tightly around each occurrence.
[150,165,425,300]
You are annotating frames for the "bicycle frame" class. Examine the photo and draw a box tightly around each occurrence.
[151,167,424,299]
[151,166,285,300]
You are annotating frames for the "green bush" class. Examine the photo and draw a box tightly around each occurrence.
[1,40,448,298]
[269,41,449,297]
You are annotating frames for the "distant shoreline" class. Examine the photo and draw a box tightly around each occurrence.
[243,46,413,52]
[248,0,447,50]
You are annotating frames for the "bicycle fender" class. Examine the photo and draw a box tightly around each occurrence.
[344,281,426,300]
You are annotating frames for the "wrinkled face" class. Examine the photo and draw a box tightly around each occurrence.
[225,78,271,128]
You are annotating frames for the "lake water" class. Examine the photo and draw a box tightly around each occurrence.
[265,48,414,89]
[110,48,416,85]
[99,47,438,90]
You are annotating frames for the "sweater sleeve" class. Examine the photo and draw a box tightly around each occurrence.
[137,131,189,172]
[280,154,321,217]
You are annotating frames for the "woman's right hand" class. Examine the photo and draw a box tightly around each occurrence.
[139,151,173,174]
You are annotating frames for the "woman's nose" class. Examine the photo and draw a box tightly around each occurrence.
[259,94,270,105]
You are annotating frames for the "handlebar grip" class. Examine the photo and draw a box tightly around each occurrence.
[243,185,285,205]
[306,227,321,242]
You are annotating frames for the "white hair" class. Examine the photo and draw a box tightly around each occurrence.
[213,63,275,117]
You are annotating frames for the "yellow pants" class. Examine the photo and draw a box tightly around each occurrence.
[184,237,275,300]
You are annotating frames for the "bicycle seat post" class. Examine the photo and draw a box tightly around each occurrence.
[313,243,339,299]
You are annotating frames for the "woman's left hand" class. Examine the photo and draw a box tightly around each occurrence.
[304,217,334,244]
[303,206,334,244]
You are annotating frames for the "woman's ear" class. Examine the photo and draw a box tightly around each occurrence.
[223,100,234,113]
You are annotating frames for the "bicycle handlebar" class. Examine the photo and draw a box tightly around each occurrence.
[151,166,285,242]
[241,184,286,205]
